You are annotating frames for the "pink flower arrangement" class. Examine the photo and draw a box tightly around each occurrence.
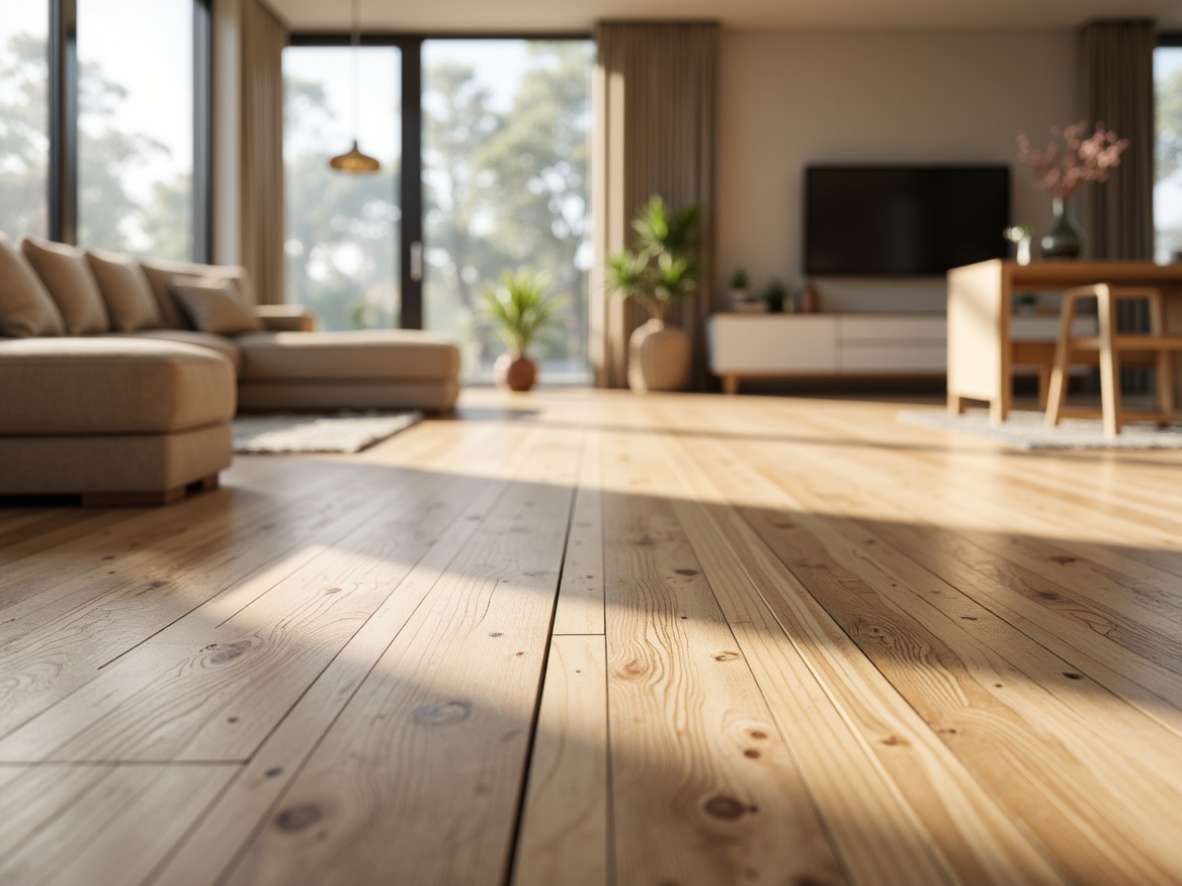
[1016,121,1129,201]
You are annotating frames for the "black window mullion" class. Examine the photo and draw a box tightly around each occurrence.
[400,38,423,330]
[193,0,212,262]
[48,0,77,244]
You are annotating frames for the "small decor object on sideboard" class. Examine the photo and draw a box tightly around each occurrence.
[1016,121,1128,260]
[1004,225,1033,266]
[605,195,701,393]
[482,267,567,393]
[799,280,820,313]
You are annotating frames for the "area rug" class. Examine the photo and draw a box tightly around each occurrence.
[898,409,1182,451]
[232,411,423,454]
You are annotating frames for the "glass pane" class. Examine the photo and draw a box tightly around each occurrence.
[77,0,194,259]
[423,40,593,383]
[1155,46,1182,264]
[0,0,50,237]
[283,46,401,331]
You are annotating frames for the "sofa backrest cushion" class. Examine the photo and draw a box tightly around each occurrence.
[140,259,258,330]
[85,249,162,332]
[170,278,264,335]
[0,233,66,338]
[19,236,110,335]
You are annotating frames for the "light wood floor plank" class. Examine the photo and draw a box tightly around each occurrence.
[511,634,610,886]
[216,425,582,886]
[600,422,847,886]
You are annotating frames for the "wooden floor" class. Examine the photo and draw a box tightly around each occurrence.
[3,388,1182,885]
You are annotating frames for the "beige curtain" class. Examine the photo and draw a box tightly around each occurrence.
[1082,20,1155,261]
[592,22,718,389]
[239,0,287,304]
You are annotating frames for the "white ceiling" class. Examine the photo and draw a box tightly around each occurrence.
[268,0,1182,34]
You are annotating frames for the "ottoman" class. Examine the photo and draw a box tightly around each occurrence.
[235,330,461,412]
[0,338,236,504]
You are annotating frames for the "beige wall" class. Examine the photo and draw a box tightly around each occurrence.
[718,29,1080,312]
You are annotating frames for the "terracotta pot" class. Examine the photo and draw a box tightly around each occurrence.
[494,352,538,392]
[628,319,690,393]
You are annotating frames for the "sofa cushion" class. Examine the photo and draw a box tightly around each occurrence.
[171,278,264,335]
[0,233,65,338]
[236,330,462,382]
[85,249,161,331]
[124,328,243,375]
[19,236,110,335]
[140,259,258,329]
[0,338,235,435]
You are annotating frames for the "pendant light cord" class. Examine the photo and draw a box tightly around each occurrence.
[351,0,360,142]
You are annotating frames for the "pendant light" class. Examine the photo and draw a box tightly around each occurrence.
[329,0,380,173]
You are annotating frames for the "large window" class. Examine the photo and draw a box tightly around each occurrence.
[281,37,594,383]
[0,0,208,257]
[283,46,401,330]
[77,0,196,259]
[423,40,592,381]
[1156,41,1182,263]
[0,0,50,237]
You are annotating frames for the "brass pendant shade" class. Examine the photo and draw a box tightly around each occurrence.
[329,141,380,173]
[328,0,380,174]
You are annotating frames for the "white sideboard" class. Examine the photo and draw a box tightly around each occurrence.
[708,313,946,393]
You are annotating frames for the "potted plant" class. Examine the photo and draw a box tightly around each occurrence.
[729,268,750,308]
[480,267,567,392]
[605,195,701,392]
[765,278,789,314]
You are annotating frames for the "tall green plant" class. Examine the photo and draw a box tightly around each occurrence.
[480,268,567,355]
[605,195,701,321]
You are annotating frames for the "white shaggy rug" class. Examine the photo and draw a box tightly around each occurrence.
[898,408,1182,451]
[232,411,423,454]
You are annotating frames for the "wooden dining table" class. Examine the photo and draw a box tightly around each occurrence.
[946,259,1182,423]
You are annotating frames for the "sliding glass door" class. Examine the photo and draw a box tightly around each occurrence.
[282,36,592,383]
[422,40,592,381]
[283,45,401,330]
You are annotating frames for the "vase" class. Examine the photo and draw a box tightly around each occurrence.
[627,319,690,393]
[1040,197,1084,260]
[494,352,537,392]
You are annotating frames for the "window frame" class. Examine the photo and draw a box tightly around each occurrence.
[44,0,212,260]
[286,31,591,331]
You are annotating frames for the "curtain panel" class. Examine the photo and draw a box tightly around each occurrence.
[1082,19,1155,261]
[239,0,288,304]
[592,22,719,389]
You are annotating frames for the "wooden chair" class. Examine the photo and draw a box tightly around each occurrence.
[1046,284,1182,437]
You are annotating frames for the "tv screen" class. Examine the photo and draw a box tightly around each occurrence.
[804,165,1011,277]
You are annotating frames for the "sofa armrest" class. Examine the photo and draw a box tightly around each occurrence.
[252,305,317,332]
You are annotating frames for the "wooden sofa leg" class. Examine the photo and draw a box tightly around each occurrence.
[81,473,221,507]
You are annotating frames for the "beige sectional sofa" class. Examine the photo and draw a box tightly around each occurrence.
[0,233,461,503]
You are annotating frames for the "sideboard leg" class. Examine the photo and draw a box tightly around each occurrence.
[722,375,739,395]
[947,393,966,415]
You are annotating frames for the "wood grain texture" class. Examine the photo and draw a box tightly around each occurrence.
[217,425,581,886]
[600,423,846,886]
[511,634,610,886]
[2,389,1182,885]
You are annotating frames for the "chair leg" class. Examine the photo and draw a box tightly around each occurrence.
[1045,291,1082,428]
[1096,286,1122,437]
[1037,365,1051,411]
[1157,348,1176,425]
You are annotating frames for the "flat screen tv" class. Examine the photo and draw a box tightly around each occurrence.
[804,165,1011,277]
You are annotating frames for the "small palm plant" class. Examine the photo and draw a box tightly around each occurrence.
[481,267,567,391]
[605,196,701,322]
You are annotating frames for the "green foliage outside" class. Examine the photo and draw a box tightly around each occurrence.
[1157,63,1182,260]
[283,41,593,379]
[0,32,191,258]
